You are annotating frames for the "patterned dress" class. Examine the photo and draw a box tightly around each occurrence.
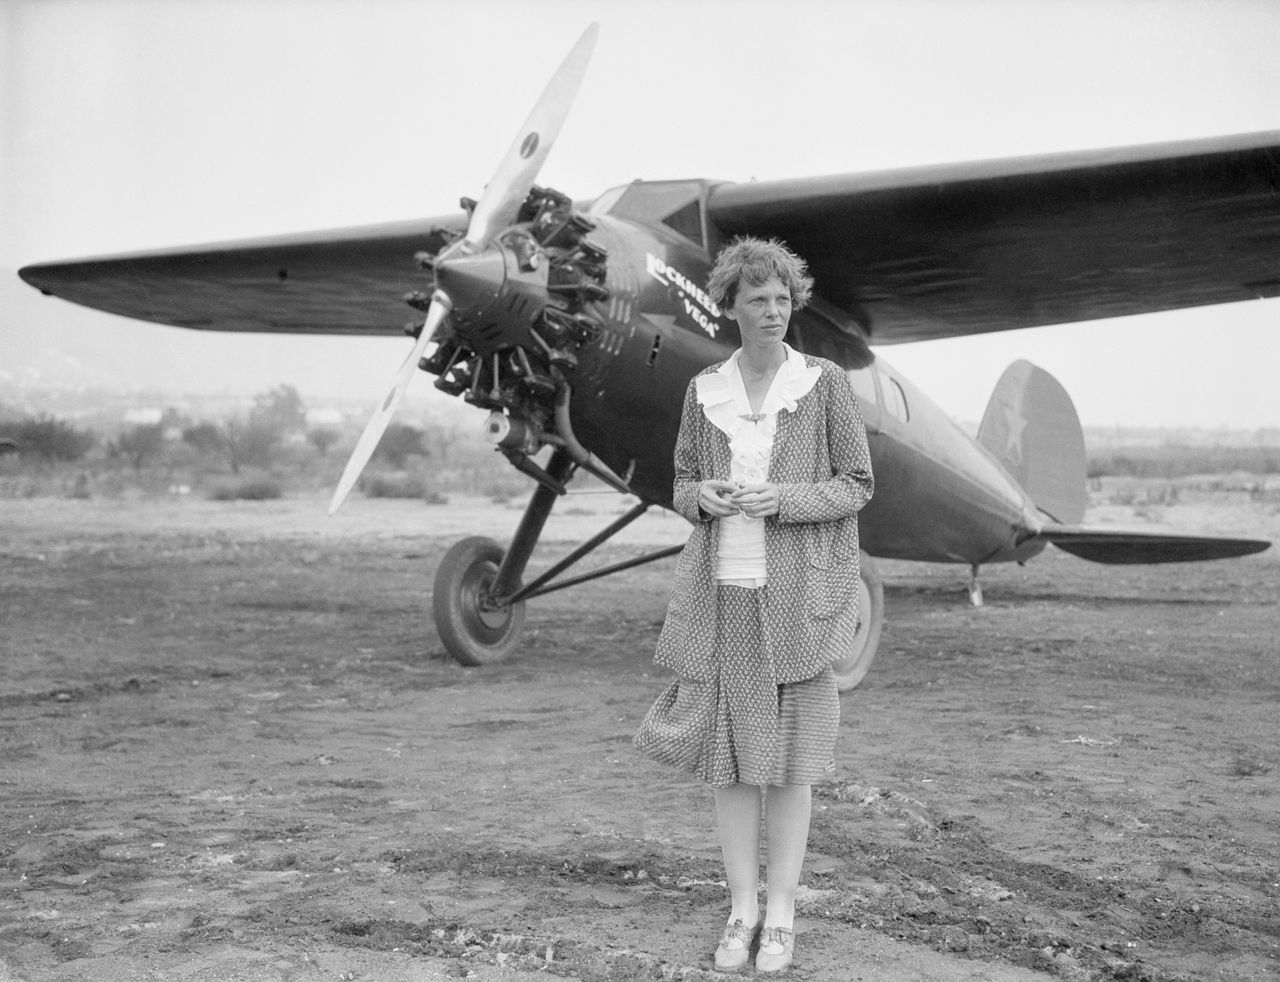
[635,345,869,788]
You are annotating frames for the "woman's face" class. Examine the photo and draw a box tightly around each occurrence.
[730,275,792,351]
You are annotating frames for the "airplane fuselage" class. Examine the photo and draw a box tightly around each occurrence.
[516,209,1050,570]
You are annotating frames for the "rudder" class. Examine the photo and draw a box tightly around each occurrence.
[977,360,1086,524]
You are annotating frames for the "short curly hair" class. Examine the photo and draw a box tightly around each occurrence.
[706,236,814,312]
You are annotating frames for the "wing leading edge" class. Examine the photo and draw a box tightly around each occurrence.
[19,217,465,335]
[708,130,1280,344]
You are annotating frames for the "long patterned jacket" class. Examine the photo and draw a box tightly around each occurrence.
[654,353,874,684]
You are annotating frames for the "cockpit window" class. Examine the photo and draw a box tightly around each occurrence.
[590,181,705,247]
[589,186,627,216]
[662,200,703,243]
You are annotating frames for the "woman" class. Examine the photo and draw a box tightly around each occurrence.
[635,237,873,973]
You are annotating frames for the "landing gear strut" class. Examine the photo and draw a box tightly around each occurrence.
[431,447,682,666]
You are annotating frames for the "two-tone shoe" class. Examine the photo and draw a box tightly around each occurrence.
[713,917,761,972]
[755,926,795,973]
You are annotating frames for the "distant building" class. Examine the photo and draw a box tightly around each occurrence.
[123,407,164,425]
[306,407,344,427]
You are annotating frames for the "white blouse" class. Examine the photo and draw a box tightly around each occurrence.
[694,344,822,585]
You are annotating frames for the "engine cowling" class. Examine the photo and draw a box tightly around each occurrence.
[416,186,610,462]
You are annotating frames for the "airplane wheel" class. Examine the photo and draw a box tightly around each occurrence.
[832,551,884,692]
[433,536,527,666]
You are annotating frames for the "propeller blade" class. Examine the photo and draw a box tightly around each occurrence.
[328,295,452,515]
[332,24,598,514]
[462,22,598,252]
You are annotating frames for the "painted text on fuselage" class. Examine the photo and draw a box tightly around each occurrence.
[645,253,722,338]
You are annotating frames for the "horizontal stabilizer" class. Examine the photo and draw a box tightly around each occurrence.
[1036,524,1270,564]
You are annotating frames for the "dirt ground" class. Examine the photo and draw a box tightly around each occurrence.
[2,488,1278,982]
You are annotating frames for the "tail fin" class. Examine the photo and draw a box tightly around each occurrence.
[978,360,1086,524]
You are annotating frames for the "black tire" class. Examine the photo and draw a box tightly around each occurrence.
[432,536,526,666]
[832,550,884,692]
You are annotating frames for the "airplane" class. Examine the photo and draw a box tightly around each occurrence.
[18,24,1276,690]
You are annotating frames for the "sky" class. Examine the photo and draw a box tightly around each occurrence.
[3,0,1279,429]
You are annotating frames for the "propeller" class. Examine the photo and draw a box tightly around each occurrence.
[328,293,451,514]
[328,23,599,515]
[464,22,599,253]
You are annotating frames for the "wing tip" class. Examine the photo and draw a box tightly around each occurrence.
[17,263,55,294]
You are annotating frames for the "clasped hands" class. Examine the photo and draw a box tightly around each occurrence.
[698,479,780,519]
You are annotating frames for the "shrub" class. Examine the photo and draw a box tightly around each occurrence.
[108,424,165,474]
[3,414,95,464]
[209,479,283,501]
[373,424,428,468]
[307,427,340,457]
[364,474,427,499]
[359,475,449,504]
[1088,445,1280,479]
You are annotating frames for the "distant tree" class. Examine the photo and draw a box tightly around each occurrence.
[110,424,165,474]
[183,422,224,456]
[160,406,193,432]
[8,414,95,464]
[427,423,459,464]
[223,417,280,474]
[182,417,279,474]
[250,385,307,436]
[160,436,197,482]
[374,423,428,468]
[307,427,340,458]
[242,422,282,469]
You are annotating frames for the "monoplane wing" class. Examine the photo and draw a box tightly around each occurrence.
[19,217,466,335]
[1032,524,1270,564]
[707,130,1280,344]
[20,131,1280,343]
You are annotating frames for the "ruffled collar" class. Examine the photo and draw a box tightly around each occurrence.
[695,344,821,438]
